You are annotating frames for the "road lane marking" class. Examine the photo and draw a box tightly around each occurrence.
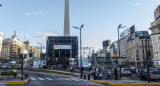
[45,77,53,80]
[38,77,45,80]
[30,77,36,80]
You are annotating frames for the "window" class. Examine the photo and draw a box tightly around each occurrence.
[137,58,140,61]
[142,40,143,45]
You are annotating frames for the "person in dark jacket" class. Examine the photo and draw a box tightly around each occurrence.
[114,67,118,80]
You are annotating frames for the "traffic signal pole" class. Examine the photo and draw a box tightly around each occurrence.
[145,39,150,82]
[145,32,160,83]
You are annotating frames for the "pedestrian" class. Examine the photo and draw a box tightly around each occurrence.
[93,67,96,80]
[70,66,73,72]
[114,67,118,80]
[80,67,84,79]
[140,69,144,81]
[96,66,99,79]
[107,68,111,80]
[13,68,17,78]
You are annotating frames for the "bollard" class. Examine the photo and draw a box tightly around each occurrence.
[88,74,90,80]
[84,75,86,79]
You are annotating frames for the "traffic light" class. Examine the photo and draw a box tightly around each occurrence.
[147,51,152,59]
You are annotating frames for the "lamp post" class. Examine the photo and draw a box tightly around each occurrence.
[117,24,126,79]
[0,4,2,6]
[73,24,84,79]
[37,42,42,69]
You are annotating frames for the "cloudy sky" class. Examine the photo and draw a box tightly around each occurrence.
[0,0,159,51]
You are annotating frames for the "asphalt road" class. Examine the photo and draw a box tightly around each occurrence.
[5,72,105,86]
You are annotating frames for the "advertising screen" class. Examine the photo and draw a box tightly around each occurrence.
[54,45,71,49]
[154,60,160,66]
[155,5,160,20]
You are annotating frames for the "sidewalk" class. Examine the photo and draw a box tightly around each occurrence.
[92,80,160,86]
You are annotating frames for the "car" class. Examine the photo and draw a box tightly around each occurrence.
[143,71,160,81]
[121,68,132,76]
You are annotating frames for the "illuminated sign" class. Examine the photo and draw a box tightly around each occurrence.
[155,5,160,20]
[154,60,160,66]
[9,61,16,64]
[54,45,71,49]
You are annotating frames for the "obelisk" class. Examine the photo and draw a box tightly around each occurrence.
[64,0,70,36]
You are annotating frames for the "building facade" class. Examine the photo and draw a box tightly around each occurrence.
[149,5,160,67]
[0,32,3,58]
[1,32,40,65]
[109,41,117,57]
[1,33,25,64]
[46,36,78,67]
[126,31,153,67]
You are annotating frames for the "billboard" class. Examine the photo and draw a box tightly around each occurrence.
[120,28,130,38]
[103,40,111,49]
[154,60,160,66]
[155,5,160,20]
[54,45,71,49]
[33,60,46,68]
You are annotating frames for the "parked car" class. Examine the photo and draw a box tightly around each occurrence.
[121,68,132,76]
[144,71,160,81]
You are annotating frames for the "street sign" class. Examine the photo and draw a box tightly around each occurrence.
[118,58,122,65]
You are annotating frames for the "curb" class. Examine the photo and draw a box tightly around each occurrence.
[91,80,160,86]
[8,78,30,85]
[25,71,77,78]
[120,78,131,80]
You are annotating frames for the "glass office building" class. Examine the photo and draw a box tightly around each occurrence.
[46,36,78,67]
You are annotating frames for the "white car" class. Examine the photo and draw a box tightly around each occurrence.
[121,68,132,76]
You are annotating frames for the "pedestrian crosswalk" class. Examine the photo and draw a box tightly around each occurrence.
[30,77,88,81]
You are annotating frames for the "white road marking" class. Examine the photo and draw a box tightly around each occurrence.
[30,77,36,80]
[38,77,45,80]
[45,77,53,80]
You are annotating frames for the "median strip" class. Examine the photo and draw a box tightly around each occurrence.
[8,78,30,85]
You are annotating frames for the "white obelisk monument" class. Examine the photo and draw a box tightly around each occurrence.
[64,0,70,36]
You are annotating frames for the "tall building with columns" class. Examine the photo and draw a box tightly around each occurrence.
[0,32,3,58]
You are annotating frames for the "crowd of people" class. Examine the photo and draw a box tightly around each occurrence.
[91,66,118,80]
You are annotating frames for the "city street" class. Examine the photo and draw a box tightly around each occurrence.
[2,72,105,86]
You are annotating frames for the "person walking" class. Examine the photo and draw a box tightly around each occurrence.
[80,67,84,79]
[93,67,96,80]
[96,66,99,79]
[114,67,118,80]
[107,67,111,80]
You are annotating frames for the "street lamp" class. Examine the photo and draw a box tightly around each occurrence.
[117,24,126,79]
[0,4,2,6]
[73,24,84,79]
[37,42,42,69]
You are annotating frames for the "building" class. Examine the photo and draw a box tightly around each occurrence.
[103,40,111,49]
[1,32,25,64]
[1,32,40,65]
[46,36,78,67]
[149,5,160,67]
[126,31,153,67]
[109,41,117,57]
[0,32,3,58]
[117,25,135,57]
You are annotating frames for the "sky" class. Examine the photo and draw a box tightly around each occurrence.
[0,0,159,51]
